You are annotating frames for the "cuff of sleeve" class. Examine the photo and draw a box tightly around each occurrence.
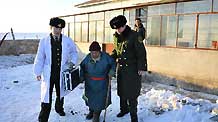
[108,69,115,77]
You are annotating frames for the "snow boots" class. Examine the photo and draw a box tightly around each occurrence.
[55,97,65,116]
[116,110,129,117]
[86,109,94,120]
[92,111,101,122]
[130,112,138,122]
[38,103,52,122]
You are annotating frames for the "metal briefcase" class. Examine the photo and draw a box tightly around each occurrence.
[62,67,80,91]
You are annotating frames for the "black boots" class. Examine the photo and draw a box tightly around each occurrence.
[116,110,129,117]
[57,111,66,116]
[92,111,101,122]
[116,110,138,122]
[130,113,138,122]
[38,103,52,122]
[85,109,100,122]
[86,109,94,120]
[55,97,65,116]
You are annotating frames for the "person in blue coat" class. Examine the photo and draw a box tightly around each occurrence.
[80,41,116,122]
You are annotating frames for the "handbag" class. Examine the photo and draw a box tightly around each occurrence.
[62,67,80,91]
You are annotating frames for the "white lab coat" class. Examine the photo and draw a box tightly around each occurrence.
[33,34,78,103]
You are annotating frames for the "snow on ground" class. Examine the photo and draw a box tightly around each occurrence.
[0,54,218,122]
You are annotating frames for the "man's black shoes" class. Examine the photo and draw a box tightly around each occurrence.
[57,111,66,116]
[116,110,129,117]
[86,110,94,120]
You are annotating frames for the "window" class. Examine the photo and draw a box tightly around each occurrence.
[105,10,123,28]
[214,0,218,12]
[89,12,104,21]
[145,0,218,49]
[161,16,177,46]
[75,14,88,22]
[96,21,104,43]
[89,21,96,42]
[63,16,75,40]
[104,28,114,43]
[129,9,136,28]
[75,14,88,42]
[177,15,196,48]
[104,10,123,43]
[147,16,161,45]
[89,12,104,43]
[177,0,212,14]
[148,5,160,16]
[75,23,81,42]
[135,7,148,31]
[198,14,218,49]
[126,7,148,30]
[61,17,69,36]
[148,3,175,16]
[63,23,69,37]
[160,3,176,15]
[69,22,74,40]
[82,22,88,42]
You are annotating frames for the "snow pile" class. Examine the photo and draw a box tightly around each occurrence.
[139,88,218,122]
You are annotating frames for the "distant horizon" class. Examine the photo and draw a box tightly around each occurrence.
[0,32,49,40]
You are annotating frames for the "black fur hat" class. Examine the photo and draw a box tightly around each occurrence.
[89,41,101,51]
[110,15,127,29]
[49,17,65,28]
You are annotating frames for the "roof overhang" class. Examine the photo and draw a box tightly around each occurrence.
[135,0,201,6]
[75,0,114,8]
[59,0,201,17]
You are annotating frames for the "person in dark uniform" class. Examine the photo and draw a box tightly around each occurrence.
[109,15,147,122]
[134,18,146,41]
[34,17,78,122]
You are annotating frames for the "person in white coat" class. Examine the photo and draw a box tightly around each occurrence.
[33,17,78,122]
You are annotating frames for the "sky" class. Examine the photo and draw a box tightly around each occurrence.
[0,0,86,33]
[0,54,218,122]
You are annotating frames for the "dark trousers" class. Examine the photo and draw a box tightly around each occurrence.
[119,96,138,117]
[38,75,64,122]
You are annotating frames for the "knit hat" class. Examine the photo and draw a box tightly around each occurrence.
[89,41,101,51]
[49,17,65,28]
[110,15,127,29]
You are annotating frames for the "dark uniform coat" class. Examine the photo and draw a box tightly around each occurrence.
[134,23,146,41]
[111,25,147,99]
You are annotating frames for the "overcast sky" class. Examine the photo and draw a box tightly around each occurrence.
[0,0,86,33]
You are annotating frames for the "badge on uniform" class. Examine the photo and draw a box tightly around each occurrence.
[62,67,80,91]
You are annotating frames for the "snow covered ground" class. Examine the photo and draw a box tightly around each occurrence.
[0,54,218,122]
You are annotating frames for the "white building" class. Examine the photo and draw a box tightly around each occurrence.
[60,0,218,95]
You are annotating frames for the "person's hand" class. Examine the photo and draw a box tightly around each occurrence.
[36,75,41,81]
[68,62,75,70]
[138,70,144,76]
[108,75,113,80]
[80,77,85,83]
[63,62,75,71]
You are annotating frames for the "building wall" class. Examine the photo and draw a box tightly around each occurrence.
[146,46,218,90]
